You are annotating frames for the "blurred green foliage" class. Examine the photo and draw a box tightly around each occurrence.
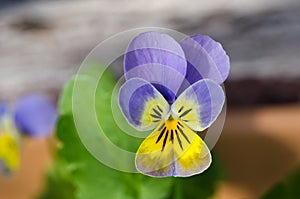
[38,160,76,199]
[261,167,300,199]
[40,64,224,199]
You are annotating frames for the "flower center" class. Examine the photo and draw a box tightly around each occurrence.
[155,118,190,152]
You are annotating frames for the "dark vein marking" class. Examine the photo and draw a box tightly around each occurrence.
[170,130,174,144]
[162,130,169,151]
[152,108,161,117]
[156,127,166,143]
[158,123,165,131]
[182,120,189,122]
[153,120,160,122]
[175,129,183,150]
[177,121,184,128]
[178,106,184,113]
[179,108,192,118]
[150,114,161,119]
[157,105,163,113]
[177,126,190,144]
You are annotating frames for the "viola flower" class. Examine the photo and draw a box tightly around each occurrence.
[0,94,57,175]
[119,32,229,177]
[14,94,58,138]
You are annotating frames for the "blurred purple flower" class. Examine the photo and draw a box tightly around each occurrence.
[0,94,56,175]
[14,94,57,138]
[0,102,8,118]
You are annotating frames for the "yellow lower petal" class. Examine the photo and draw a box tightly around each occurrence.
[135,119,211,177]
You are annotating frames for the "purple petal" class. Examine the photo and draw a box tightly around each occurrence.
[0,102,8,119]
[124,63,184,103]
[179,34,230,88]
[172,79,225,131]
[14,94,57,137]
[124,32,187,103]
[119,78,169,131]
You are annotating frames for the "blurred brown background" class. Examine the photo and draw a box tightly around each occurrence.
[1,0,300,198]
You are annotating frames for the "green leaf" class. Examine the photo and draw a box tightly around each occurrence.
[58,63,108,115]
[139,177,173,199]
[261,167,300,199]
[58,77,74,115]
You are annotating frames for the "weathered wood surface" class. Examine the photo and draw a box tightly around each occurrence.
[0,0,299,103]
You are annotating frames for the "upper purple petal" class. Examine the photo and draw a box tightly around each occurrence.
[14,94,57,137]
[179,34,230,89]
[124,32,187,103]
